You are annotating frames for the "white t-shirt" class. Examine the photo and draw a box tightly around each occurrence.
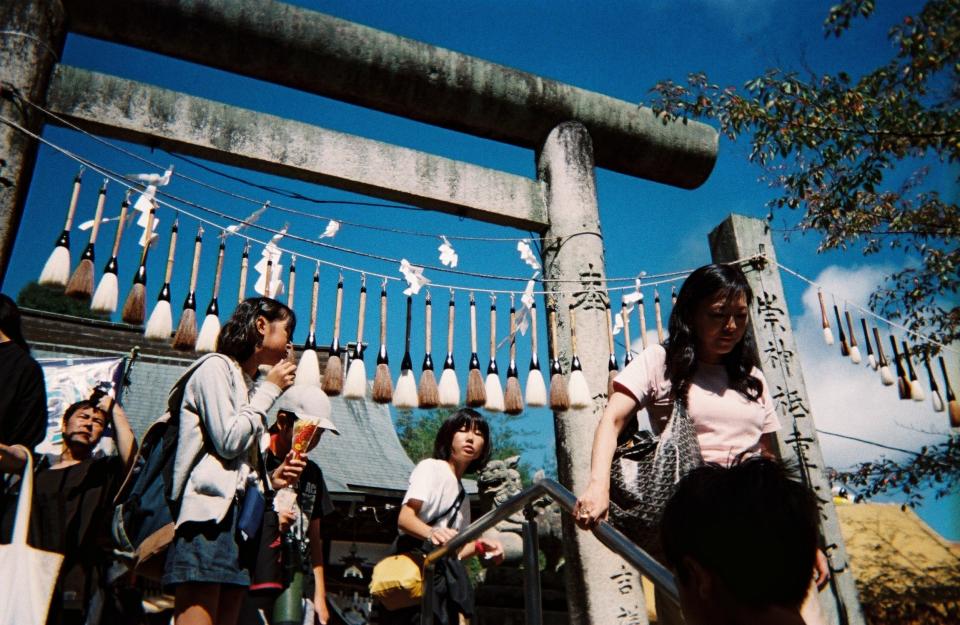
[401,458,470,534]
[614,344,780,466]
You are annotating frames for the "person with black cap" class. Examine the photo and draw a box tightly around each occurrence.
[242,385,338,625]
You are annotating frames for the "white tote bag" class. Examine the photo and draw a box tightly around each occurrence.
[0,447,64,625]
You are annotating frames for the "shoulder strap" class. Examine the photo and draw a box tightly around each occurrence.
[427,482,466,528]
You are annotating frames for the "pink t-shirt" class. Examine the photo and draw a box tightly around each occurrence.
[613,344,780,466]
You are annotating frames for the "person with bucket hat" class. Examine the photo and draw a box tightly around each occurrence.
[241,385,338,625]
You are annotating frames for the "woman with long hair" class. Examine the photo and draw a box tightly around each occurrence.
[574,264,777,526]
[382,408,504,625]
[573,264,827,624]
[164,297,298,625]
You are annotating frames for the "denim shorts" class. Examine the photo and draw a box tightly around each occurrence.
[162,502,256,589]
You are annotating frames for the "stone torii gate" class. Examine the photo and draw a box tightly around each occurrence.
[0,2,862,624]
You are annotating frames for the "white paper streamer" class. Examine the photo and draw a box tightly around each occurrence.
[517,239,541,272]
[225,203,268,236]
[319,219,340,239]
[438,235,458,268]
[516,275,538,335]
[254,227,287,297]
[399,259,430,296]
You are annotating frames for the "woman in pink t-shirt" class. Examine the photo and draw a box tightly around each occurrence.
[575,263,778,532]
[574,264,828,624]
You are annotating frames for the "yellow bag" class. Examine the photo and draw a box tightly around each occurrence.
[369,552,426,610]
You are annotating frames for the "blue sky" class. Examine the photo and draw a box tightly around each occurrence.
[4,0,958,538]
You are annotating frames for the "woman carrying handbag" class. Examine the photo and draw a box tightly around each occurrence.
[574,264,809,623]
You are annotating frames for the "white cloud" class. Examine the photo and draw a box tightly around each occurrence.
[792,264,954,472]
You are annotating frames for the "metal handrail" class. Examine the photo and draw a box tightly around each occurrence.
[419,478,678,625]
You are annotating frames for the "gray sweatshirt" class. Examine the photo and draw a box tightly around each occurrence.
[170,353,282,527]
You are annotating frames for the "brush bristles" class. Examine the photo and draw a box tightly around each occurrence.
[504,377,523,415]
[322,355,343,396]
[932,390,945,413]
[550,373,569,411]
[418,369,440,408]
[568,370,591,409]
[195,314,221,353]
[867,354,877,371]
[849,345,862,365]
[909,379,925,402]
[822,327,834,346]
[484,374,505,412]
[172,308,198,351]
[949,401,960,429]
[65,259,94,300]
[91,272,118,313]
[466,369,486,407]
[121,283,147,325]
[439,369,461,407]
[526,370,547,407]
[39,246,70,287]
[897,377,911,400]
[344,360,367,399]
[372,363,393,404]
[394,370,418,409]
[879,365,894,386]
[144,299,172,339]
[295,349,322,387]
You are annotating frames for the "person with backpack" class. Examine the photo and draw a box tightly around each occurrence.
[379,408,504,625]
[164,297,298,625]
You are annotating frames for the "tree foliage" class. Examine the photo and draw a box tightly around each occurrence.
[648,0,959,352]
[394,408,537,483]
[17,281,108,320]
[830,437,959,506]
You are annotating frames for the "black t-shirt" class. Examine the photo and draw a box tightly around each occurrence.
[31,454,124,619]
[264,452,335,522]
[0,341,48,449]
[248,452,334,595]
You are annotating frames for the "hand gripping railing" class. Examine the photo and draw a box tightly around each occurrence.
[419,478,679,625]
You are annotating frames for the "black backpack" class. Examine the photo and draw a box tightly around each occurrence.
[110,355,219,580]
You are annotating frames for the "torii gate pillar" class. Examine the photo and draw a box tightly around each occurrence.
[710,213,866,625]
[538,122,649,625]
[0,0,65,286]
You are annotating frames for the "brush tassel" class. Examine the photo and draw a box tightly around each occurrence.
[567,306,591,409]
[40,169,83,287]
[323,280,345,396]
[418,293,439,408]
[818,291,834,346]
[344,281,368,399]
[548,303,569,411]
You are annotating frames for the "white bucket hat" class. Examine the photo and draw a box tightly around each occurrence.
[276,385,339,435]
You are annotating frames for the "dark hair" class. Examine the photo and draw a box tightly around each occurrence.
[660,457,819,609]
[433,408,492,474]
[62,399,105,424]
[665,263,762,406]
[217,297,296,363]
[0,294,29,353]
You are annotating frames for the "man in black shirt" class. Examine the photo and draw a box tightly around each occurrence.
[21,395,135,624]
[244,385,338,625]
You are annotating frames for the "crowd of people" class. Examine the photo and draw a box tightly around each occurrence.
[0,262,832,625]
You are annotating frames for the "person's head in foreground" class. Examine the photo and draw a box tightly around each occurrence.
[660,456,818,625]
